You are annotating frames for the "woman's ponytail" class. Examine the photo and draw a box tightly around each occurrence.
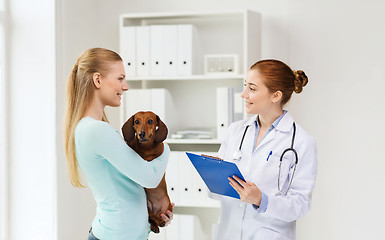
[64,48,122,188]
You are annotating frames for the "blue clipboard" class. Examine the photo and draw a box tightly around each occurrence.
[186,152,245,199]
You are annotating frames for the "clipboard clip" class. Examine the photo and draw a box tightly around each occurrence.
[201,154,223,161]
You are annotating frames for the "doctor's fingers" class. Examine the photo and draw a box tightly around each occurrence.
[229,180,243,195]
[228,177,244,190]
[232,175,248,188]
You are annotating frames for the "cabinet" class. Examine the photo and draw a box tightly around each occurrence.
[119,9,261,240]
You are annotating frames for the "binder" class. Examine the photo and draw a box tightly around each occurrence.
[150,88,178,134]
[178,152,194,204]
[191,151,217,205]
[150,88,166,121]
[136,26,151,76]
[177,24,200,75]
[216,87,244,140]
[120,26,136,77]
[163,25,178,75]
[124,89,152,120]
[179,215,208,240]
[164,214,179,240]
[185,152,245,199]
[216,87,229,140]
[165,152,179,204]
[150,25,164,76]
[230,87,244,123]
[179,215,195,240]
[191,160,210,204]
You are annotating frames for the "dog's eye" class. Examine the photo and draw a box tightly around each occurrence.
[148,119,153,125]
[135,120,139,125]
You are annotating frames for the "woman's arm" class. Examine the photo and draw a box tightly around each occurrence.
[79,120,170,188]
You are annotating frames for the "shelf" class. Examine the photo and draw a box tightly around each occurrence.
[174,202,220,208]
[120,9,249,20]
[126,74,244,82]
[165,138,222,144]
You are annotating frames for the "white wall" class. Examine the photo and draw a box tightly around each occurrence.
[55,0,101,239]
[287,1,385,239]
[0,4,8,239]
[53,0,385,239]
[8,0,56,239]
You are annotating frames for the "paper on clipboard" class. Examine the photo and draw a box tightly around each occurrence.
[185,152,245,199]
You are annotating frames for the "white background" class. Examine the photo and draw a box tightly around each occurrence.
[6,0,56,239]
[3,0,385,239]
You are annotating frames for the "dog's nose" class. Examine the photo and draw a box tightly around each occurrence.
[138,131,146,138]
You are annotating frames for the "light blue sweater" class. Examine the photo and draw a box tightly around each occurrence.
[75,117,170,240]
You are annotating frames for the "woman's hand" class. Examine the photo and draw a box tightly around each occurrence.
[228,175,262,206]
[160,203,175,227]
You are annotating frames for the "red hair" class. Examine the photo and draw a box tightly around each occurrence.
[250,59,308,105]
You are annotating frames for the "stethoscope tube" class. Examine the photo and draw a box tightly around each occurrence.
[238,125,249,152]
[278,122,298,195]
[233,121,298,196]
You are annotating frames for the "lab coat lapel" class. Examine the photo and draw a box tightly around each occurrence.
[254,112,294,151]
[275,112,294,132]
[254,129,276,151]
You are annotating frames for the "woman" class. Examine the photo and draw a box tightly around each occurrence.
[214,59,317,240]
[64,48,173,240]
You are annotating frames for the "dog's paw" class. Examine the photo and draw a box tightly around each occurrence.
[151,225,160,233]
[149,217,160,233]
[158,218,166,227]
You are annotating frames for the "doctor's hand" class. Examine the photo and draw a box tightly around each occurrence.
[228,175,262,206]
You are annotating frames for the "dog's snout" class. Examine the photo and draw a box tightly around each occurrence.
[138,131,146,138]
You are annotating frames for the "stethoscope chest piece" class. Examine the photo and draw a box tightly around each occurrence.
[232,150,242,161]
[232,125,250,161]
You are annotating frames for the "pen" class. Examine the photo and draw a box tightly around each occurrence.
[266,151,272,161]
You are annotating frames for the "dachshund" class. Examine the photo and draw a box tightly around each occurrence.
[121,111,173,234]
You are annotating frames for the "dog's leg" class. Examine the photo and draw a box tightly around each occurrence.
[145,174,173,232]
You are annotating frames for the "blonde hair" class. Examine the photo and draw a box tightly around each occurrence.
[64,48,122,188]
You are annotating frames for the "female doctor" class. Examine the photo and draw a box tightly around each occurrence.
[214,59,317,240]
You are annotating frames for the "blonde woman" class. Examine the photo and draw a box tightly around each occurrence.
[64,48,172,240]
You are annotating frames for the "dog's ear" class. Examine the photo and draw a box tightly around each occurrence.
[122,115,135,143]
[155,115,168,143]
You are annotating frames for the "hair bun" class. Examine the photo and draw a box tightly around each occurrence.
[293,70,308,93]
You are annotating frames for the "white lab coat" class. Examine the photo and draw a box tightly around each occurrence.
[212,112,317,240]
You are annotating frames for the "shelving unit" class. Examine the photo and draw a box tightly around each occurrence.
[126,74,244,82]
[119,9,261,240]
[165,138,223,144]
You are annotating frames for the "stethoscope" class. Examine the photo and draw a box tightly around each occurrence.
[232,122,298,196]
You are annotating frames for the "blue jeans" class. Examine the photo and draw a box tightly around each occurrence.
[88,228,100,240]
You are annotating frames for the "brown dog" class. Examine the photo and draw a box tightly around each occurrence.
[121,111,173,234]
